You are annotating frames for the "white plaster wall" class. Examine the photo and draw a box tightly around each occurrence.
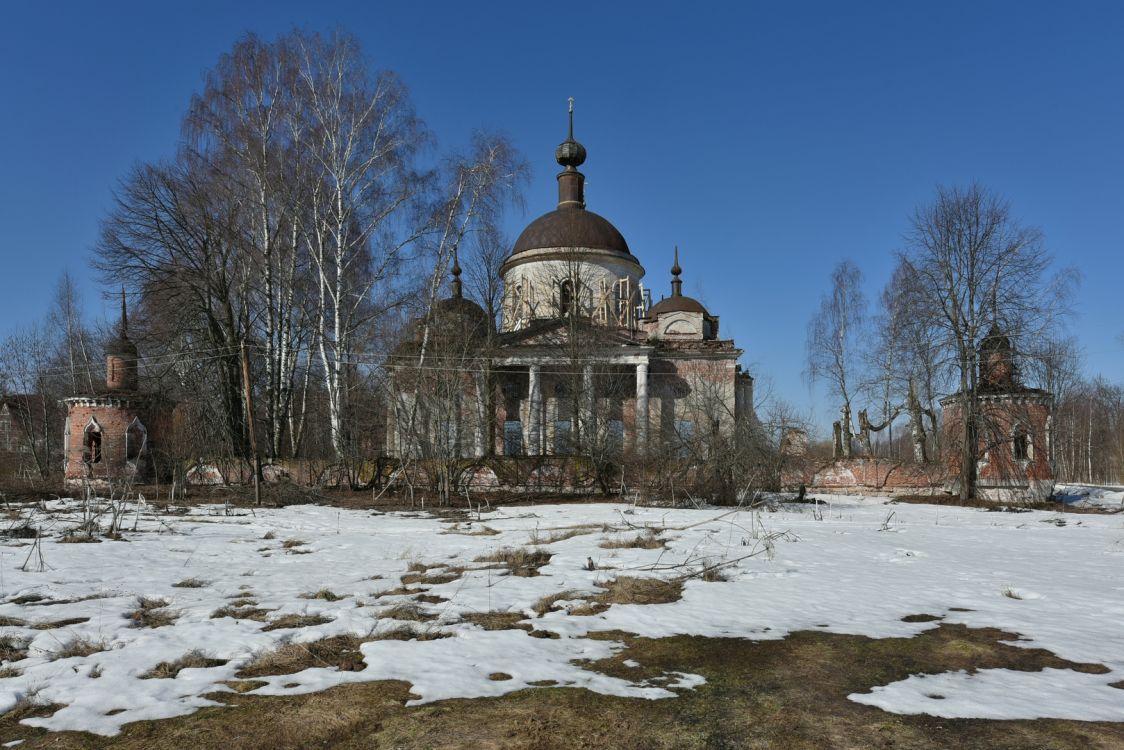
[501,250,645,331]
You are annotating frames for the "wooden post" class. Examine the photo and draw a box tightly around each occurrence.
[240,341,262,506]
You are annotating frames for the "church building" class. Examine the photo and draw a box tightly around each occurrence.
[386,108,754,462]
[62,294,171,487]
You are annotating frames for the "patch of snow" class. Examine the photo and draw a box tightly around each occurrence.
[0,496,1122,735]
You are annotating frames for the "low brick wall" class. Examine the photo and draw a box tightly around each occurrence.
[783,458,948,496]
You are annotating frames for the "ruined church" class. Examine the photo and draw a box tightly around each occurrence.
[386,108,755,460]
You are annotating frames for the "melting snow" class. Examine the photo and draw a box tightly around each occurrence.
[0,495,1121,735]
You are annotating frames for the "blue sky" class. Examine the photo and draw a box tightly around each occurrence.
[1,1,1122,430]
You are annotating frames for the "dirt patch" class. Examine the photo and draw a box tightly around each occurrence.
[902,614,944,623]
[5,622,1122,749]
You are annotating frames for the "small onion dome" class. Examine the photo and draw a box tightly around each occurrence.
[555,138,586,169]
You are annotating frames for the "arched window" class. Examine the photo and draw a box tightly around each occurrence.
[83,418,102,464]
[1012,424,1030,461]
[126,417,147,462]
[559,279,574,316]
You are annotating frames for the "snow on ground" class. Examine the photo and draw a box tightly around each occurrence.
[0,495,1122,735]
[1054,483,1124,508]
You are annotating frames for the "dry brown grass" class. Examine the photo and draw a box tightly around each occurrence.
[127,597,178,629]
[31,617,90,630]
[461,611,532,632]
[261,613,334,632]
[3,623,1124,749]
[49,636,107,660]
[529,525,601,545]
[172,578,208,588]
[142,650,228,679]
[211,605,271,622]
[0,615,26,627]
[0,666,22,678]
[594,577,683,606]
[440,524,500,536]
[473,547,552,577]
[380,603,436,623]
[281,539,307,549]
[399,570,461,586]
[299,589,346,602]
[599,529,665,550]
[0,689,61,724]
[373,586,425,598]
[237,635,368,678]
[531,591,607,618]
[0,635,29,662]
[532,577,683,618]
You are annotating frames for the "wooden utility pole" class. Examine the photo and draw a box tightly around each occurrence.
[240,341,262,506]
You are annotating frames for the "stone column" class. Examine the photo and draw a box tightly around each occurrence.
[635,362,649,451]
[528,365,542,456]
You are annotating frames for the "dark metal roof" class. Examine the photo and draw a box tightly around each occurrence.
[648,295,709,316]
[511,207,632,257]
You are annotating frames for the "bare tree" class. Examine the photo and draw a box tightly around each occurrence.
[805,260,867,459]
[293,31,430,461]
[901,183,1075,500]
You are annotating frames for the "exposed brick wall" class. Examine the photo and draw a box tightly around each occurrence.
[784,458,949,495]
[63,398,166,485]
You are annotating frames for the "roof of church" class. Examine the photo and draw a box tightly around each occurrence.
[512,208,631,256]
[105,289,138,358]
[509,101,634,260]
[647,247,710,317]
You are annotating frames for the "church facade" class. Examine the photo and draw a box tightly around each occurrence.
[385,111,755,463]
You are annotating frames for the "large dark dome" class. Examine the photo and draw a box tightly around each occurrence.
[511,207,632,257]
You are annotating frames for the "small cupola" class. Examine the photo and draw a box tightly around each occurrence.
[979,322,1017,390]
[105,289,139,392]
[645,248,719,340]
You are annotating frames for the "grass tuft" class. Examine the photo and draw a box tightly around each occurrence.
[0,635,30,663]
[529,525,600,545]
[50,636,108,660]
[261,613,334,631]
[473,547,552,577]
[127,597,178,628]
[173,578,208,588]
[211,605,272,622]
[299,589,346,602]
[600,529,665,550]
[142,650,228,679]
